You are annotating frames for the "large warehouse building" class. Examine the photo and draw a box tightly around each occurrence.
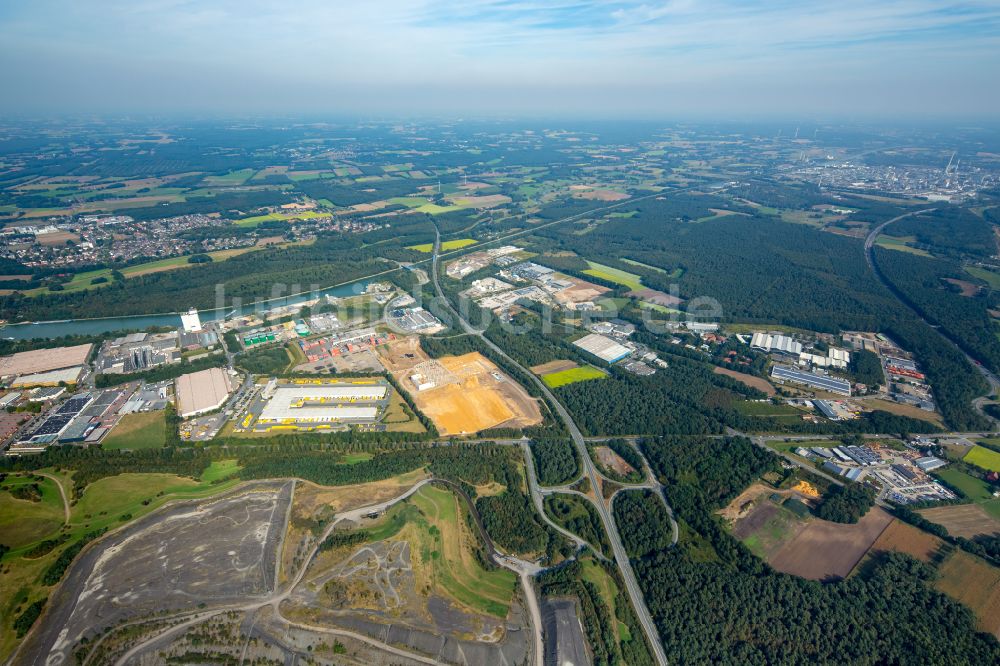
[770,365,851,396]
[257,384,387,424]
[0,343,92,378]
[573,333,632,364]
[174,367,233,418]
[751,332,802,355]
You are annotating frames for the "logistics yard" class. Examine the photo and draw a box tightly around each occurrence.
[237,378,393,433]
[378,337,542,435]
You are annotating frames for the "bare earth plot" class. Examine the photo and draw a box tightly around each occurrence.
[862,519,946,564]
[768,507,894,581]
[379,339,541,435]
[594,446,635,477]
[282,484,530,665]
[15,481,292,665]
[713,366,776,395]
[16,475,529,666]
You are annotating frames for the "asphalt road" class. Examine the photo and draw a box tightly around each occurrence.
[430,225,669,666]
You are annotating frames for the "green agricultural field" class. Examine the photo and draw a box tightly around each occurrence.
[407,238,477,253]
[966,266,1000,290]
[936,468,993,500]
[234,210,327,227]
[543,365,607,388]
[24,244,278,297]
[202,168,255,186]
[965,445,1000,472]
[101,411,167,450]
[582,261,644,290]
[640,301,682,315]
[388,197,466,216]
[621,257,666,273]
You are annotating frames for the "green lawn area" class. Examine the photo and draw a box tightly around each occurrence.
[101,411,167,450]
[875,235,934,257]
[608,211,638,219]
[640,301,682,315]
[340,452,375,465]
[965,266,1000,290]
[621,257,667,273]
[407,238,477,253]
[200,459,242,483]
[582,261,644,290]
[936,468,993,500]
[736,401,803,416]
[542,365,607,388]
[965,445,1000,472]
[0,475,66,549]
[409,485,516,617]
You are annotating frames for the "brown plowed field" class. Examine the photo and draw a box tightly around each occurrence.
[919,504,1000,538]
[769,507,894,581]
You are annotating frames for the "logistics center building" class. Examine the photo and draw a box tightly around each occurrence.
[258,385,387,424]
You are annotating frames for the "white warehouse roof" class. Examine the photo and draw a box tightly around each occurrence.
[259,385,387,423]
[751,332,802,355]
[573,333,632,363]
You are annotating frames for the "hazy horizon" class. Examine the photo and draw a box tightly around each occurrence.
[1,1,999,120]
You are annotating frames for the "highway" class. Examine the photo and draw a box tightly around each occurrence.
[429,224,670,666]
[864,209,1000,425]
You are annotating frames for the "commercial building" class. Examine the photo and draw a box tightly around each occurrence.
[751,333,802,355]
[0,343,92,377]
[257,384,388,425]
[915,456,948,472]
[0,392,21,409]
[174,367,233,418]
[573,333,633,364]
[11,366,85,388]
[770,365,851,396]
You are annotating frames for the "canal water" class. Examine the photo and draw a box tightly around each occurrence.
[2,278,374,340]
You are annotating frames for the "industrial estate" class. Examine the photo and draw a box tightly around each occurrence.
[1,116,999,666]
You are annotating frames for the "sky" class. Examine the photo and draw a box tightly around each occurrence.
[1,0,998,119]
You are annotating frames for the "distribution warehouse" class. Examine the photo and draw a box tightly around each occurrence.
[258,383,388,425]
[174,367,234,418]
[573,333,632,364]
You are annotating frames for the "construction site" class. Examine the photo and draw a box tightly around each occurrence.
[377,337,542,435]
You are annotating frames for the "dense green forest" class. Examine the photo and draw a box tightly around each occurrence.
[523,201,989,431]
[814,482,876,523]
[530,438,579,486]
[875,247,1000,374]
[618,436,999,663]
[890,207,996,259]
